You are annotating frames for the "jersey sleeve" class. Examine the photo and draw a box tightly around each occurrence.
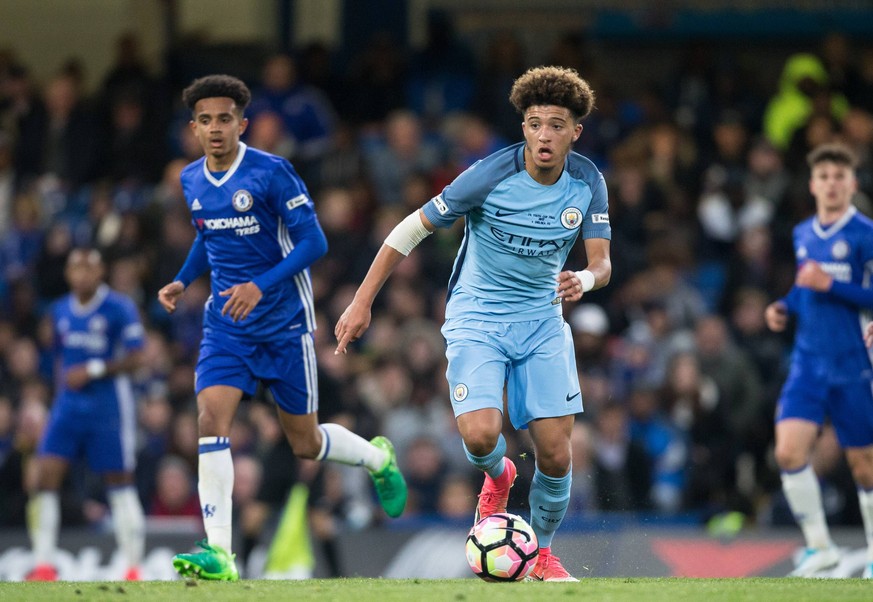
[117,297,145,353]
[269,159,320,231]
[251,159,328,293]
[421,160,493,228]
[581,173,611,240]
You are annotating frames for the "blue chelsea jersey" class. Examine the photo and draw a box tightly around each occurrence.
[52,284,144,407]
[421,142,611,321]
[180,143,319,341]
[785,205,873,375]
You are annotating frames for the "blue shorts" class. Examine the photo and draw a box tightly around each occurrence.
[776,353,873,447]
[195,328,317,415]
[39,382,137,473]
[442,316,581,430]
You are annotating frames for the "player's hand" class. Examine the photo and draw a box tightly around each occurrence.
[556,270,586,303]
[765,300,788,332]
[865,322,873,348]
[220,281,263,322]
[64,365,90,390]
[795,260,833,292]
[158,281,185,314]
[334,300,372,355]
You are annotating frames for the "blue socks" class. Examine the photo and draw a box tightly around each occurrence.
[529,467,571,549]
[464,433,507,479]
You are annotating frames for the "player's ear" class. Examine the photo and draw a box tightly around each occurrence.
[238,117,249,136]
[573,124,583,142]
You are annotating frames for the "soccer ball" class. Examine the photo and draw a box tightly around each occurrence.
[465,513,539,582]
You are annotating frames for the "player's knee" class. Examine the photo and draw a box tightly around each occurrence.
[286,431,321,460]
[773,443,806,471]
[462,431,501,457]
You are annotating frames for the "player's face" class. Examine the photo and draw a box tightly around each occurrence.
[190,97,249,170]
[65,250,104,299]
[809,161,857,214]
[521,105,582,184]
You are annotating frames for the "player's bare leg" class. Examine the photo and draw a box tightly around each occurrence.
[776,419,840,577]
[458,409,517,523]
[26,456,67,581]
[277,410,407,517]
[173,385,242,581]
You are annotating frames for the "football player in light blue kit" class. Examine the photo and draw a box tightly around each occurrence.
[336,66,611,581]
[766,142,873,578]
[157,75,406,581]
[27,248,146,582]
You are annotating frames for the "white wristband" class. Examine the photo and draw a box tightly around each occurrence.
[575,270,596,293]
[384,211,432,256]
[86,359,107,379]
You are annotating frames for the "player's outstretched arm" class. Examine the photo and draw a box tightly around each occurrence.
[158,281,186,314]
[335,210,434,355]
[334,244,406,355]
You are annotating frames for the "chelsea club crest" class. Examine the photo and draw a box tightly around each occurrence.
[232,189,254,212]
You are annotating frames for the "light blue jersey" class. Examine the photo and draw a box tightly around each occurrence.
[422,142,610,322]
[424,142,610,428]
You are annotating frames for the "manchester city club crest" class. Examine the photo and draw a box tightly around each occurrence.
[832,239,849,260]
[232,189,254,212]
[560,207,582,229]
[453,383,469,402]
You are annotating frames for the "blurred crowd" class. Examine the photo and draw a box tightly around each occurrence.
[2,21,873,565]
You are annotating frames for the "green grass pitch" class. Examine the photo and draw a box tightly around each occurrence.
[2,577,871,602]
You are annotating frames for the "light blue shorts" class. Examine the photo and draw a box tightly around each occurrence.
[442,316,582,430]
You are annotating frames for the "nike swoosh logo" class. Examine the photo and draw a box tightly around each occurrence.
[566,392,580,402]
[495,209,523,217]
[538,504,568,512]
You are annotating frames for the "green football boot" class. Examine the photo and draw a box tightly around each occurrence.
[172,539,240,581]
[369,436,408,518]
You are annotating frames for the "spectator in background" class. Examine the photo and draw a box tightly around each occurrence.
[149,454,201,518]
[362,109,444,207]
[763,53,848,152]
[592,401,652,512]
[248,53,336,165]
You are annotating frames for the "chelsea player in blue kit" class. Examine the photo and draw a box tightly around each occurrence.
[157,75,406,581]
[27,248,146,581]
[766,143,873,578]
[335,66,611,581]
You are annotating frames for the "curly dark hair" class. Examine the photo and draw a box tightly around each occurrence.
[807,142,859,169]
[182,74,251,114]
[509,66,595,122]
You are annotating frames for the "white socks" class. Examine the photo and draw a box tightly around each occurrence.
[198,437,234,552]
[108,485,145,569]
[316,423,387,472]
[29,491,60,566]
[782,465,832,549]
[858,488,873,562]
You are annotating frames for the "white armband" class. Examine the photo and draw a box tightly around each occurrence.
[86,359,107,379]
[384,211,432,256]
[575,270,596,293]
